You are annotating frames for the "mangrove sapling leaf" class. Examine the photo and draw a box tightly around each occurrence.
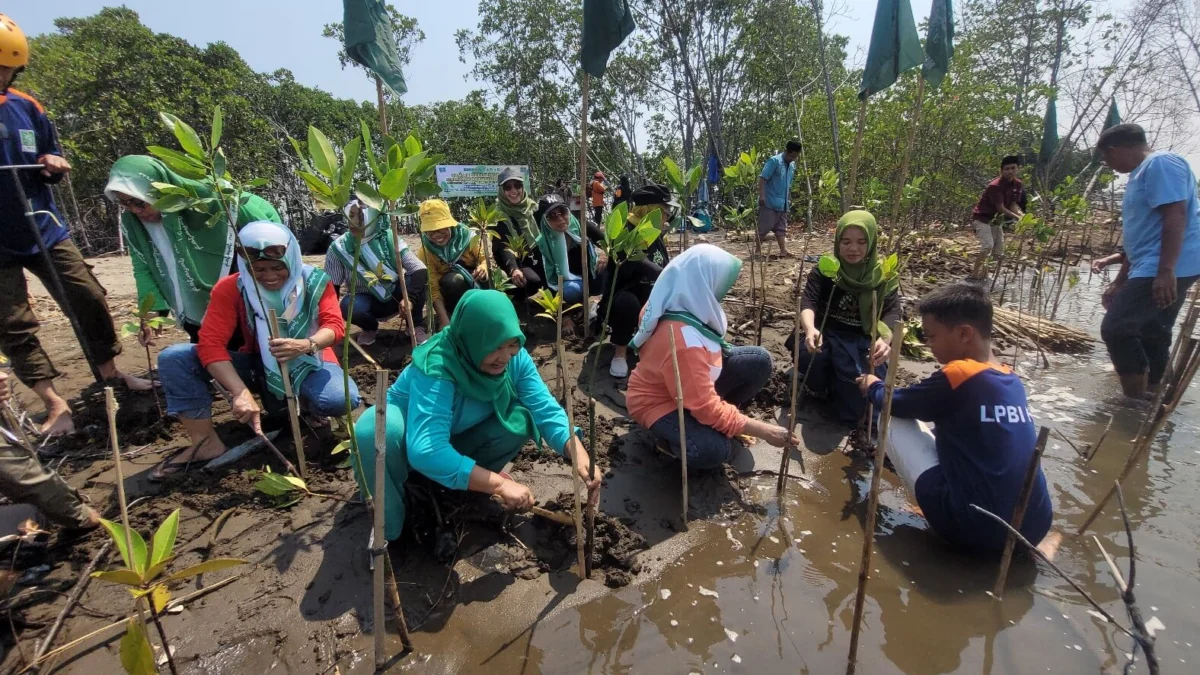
[402,150,428,178]
[161,559,247,584]
[146,146,207,179]
[355,182,385,210]
[504,234,531,262]
[662,156,684,194]
[361,120,384,182]
[331,440,351,455]
[684,165,703,193]
[212,148,228,182]
[149,509,179,569]
[209,105,223,150]
[818,254,841,278]
[341,137,362,191]
[148,182,190,197]
[491,268,516,293]
[93,569,145,586]
[287,136,314,175]
[120,618,156,675]
[379,167,410,201]
[299,172,335,200]
[308,126,337,179]
[101,519,149,576]
[159,112,206,160]
[880,252,899,279]
[404,134,422,157]
[413,180,442,200]
[605,202,630,243]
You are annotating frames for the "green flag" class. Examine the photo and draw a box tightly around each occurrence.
[1040,98,1059,165]
[1104,98,1122,130]
[860,0,925,99]
[581,0,635,78]
[922,0,955,89]
[343,0,408,95]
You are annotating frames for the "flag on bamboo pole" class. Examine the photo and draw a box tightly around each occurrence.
[343,0,408,95]
[1040,98,1059,166]
[581,0,635,78]
[922,0,955,89]
[859,0,925,99]
[1104,98,1122,130]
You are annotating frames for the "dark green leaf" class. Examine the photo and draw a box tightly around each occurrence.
[162,112,206,160]
[379,167,410,201]
[212,148,228,181]
[355,183,385,211]
[413,180,442,200]
[210,105,224,149]
[298,172,334,199]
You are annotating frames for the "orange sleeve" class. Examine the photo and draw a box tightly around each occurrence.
[661,324,748,437]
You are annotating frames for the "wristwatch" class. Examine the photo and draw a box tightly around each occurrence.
[307,338,318,355]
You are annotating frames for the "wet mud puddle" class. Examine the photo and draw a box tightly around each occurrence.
[405,268,1200,674]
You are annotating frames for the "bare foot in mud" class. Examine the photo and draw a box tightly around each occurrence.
[39,405,74,438]
[118,372,158,391]
[150,435,228,481]
[1036,530,1063,561]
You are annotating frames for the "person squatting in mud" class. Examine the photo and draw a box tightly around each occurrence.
[856,282,1055,557]
[325,200,430,347]
[786,210,901,431]
[416,198,490,331]
[626,244,800,470]
[352,289,600,541]
[154,221,360,480]
[0,14,153,438]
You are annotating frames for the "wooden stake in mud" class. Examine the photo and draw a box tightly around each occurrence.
[584,395,599,578]
[846,320,904,674]
[668,330,689,529]
[778,292,806,495]
[993,426,1050,598]
[863,291,880,443]
[390,225,418,346]
[104,389,135,567]
[372,369,388,670]
[267,309,308,479]
[557,275,567,402]
[1077,337,1200,536]
[558,342,587,580]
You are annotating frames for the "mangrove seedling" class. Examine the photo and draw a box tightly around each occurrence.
[118,292,174,416]
[530,288,581,322]
[251,466,352,508]
[92,509,245,675]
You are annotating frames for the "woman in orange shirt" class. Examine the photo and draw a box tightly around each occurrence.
[590,171,607,224]
[626,245,798,469]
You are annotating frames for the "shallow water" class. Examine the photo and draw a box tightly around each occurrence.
[419,266,1200,674]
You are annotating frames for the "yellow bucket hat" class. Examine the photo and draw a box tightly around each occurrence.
[419,199,457,232]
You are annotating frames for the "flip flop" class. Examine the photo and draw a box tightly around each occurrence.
[149,437,222,482]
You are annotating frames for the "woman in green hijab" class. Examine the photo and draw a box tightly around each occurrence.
[104,155,282,344]
[492,166,545,298]
[353,289,599,541]
[785,210,902,428]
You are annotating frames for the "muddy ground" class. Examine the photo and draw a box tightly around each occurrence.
[0,222,1096,674]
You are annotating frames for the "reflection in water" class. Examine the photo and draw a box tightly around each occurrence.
[411,271,1200,674]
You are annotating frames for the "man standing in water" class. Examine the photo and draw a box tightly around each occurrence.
[968,155,1025,280]
[757,140,800,258]
[0,14,151,437]
[1097,123,1200,399]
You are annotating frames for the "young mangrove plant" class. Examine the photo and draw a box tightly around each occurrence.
[118,292,173,416]
[661,157,704,250]
[92,509,245,675]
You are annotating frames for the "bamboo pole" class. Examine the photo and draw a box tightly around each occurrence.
[557,274,566,402]
[579,74,592,339]
[778,285,836,492]
[267,309,308,478]
[778,292,805,495]
[557,341,587,580]
[1077,341,1200,536]
[846,320,904,674]
[668,330,689,529]
[372,369,387,670]
[993,426,1050,597]
[809,0,847,213]
[846,100,868,205]
[864,292,880,443]
[887,77,926,229]
[584,394,598,579]
[104,389,135,573]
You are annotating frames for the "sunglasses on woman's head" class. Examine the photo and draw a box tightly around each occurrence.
[243,244,288,261]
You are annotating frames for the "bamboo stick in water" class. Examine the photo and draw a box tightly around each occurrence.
[669,330,689,529]
[372,369,388,670]
[993,426,1050,598]
[846,320,905,674]
[557,342,587,580]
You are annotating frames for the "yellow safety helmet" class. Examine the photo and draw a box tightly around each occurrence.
[0,14,29,68]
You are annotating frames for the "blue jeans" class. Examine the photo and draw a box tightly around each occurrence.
[339,269,428,332]
[794,327,885,427]
[649,346,773,470]
[157,344,360,420]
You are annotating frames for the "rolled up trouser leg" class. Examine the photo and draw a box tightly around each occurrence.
[0,444,90,528]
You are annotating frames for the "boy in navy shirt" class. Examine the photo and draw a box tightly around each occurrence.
[857,282,1053,556]
[0,14,150,437]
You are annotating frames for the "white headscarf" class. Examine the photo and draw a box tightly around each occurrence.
[630,244,742,350]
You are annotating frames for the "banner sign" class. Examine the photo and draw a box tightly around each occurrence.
[435,165,531,198]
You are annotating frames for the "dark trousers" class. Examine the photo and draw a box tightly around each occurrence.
[509,265,544,300]
[440,267,490,317]
[592,205,604,224]
[787,327,886,427]
[600,257,660,346]
[0,239,120,386]
[339,269,429,332]
[1101,275,1198,384]
[649,346,774,470]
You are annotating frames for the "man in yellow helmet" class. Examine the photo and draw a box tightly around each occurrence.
[0,14,152,437]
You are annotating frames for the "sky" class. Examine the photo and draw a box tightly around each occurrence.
[13,0,898,107]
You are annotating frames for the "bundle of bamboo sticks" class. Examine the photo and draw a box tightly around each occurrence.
[992,305,1094,353]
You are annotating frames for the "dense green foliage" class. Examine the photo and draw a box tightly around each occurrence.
[20,1,1193,252]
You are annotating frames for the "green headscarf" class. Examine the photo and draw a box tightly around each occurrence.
[412,289,538,442]
[104,155,280,324]
[824,210,900,339]
[420,222,475,266]
[536,210,597,291]
[497,181,539,247]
